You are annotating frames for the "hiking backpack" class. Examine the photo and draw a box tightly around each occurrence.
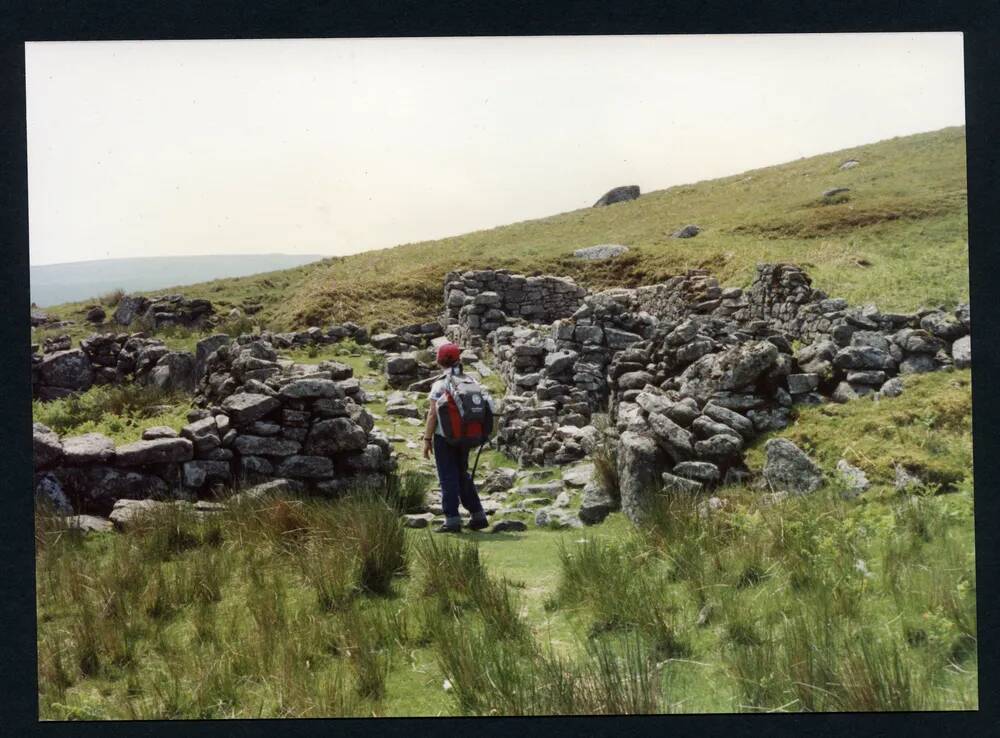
[435,373,495,448]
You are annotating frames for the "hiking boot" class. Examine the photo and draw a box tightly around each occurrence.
[466,517,489,531]
[434,523,462,534]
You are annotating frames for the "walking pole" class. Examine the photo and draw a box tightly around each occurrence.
[470,442,485,481]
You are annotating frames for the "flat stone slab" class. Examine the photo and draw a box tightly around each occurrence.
[386,404,422,419]
[229,478,306,503]
[274,455,335,479]
[115,437,194,466]
[221,393,282,426]
[562,463,595,488]
[517,482,563,497]
[535,507,583,529]
[60,515,113,534]
[62,433,115,465]
[233,435,301,456]
[278,378,344,400]
[33,423,64,467]
[404,513,435,529]
[109,499,170,531]
[142,426,179,440]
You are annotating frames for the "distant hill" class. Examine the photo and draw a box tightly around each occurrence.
[41,127,967,330]
[30,254,325,307]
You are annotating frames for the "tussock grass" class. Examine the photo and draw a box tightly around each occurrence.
[589,413,621,501]
[35,462,977,716]
[430,616,664,716]
[550,475,977,712]
[35,489,412,719]
[412,533,528,642]
[99,288,126,307]
[384,470,431,514]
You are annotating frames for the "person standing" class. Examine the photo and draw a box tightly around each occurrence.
[422,342,490,533]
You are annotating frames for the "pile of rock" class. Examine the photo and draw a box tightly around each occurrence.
[268,322,370,349]
[31,307,55,327]
[392,321,446,349]
[42,334,72,353]
[34,363,394,516]
[195,335,363,408]
[614,339,793,522]
[486,324,602,466]
[32,333,197,400]
[482,275,729,466]
[735,263,970,353]
[113,294,215,330]
[384,351,438,390]
[31,306,77,331]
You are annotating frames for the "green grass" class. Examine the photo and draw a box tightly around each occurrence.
[744,369,973,492]
[552,482,976,712]
[37,127,967,336]
[281,340,374,378]
[32,384,193,444]
[34,484,634,719]
[36,458,977,718]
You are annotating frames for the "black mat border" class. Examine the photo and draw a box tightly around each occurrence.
[1,2,998,736]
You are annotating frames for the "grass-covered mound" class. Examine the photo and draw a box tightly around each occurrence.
[745,369,973,493]
[40,126,967,334]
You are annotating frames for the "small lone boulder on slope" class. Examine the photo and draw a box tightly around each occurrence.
[593,185,640,207]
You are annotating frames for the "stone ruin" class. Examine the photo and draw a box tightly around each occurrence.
[112,294,215,330]
[442,269,588,345]
[32,333,198,400]
[31,318,389,403]
[30,262,974,531]
[436,264,972,525]
[34,334,395,517]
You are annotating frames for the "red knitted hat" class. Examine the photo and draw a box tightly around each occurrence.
[436,342,461,366]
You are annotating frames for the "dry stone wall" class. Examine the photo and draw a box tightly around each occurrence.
[31,320,379,403]
[32,333,198,400]
[433,264,971,522]
[442,269,587,344]
[112,294,215,330]
[34,338,394,516]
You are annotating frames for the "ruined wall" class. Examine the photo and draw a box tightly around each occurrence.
[32,322,376,403]
[442,269,587,343]
[454,263,971,489]
[32,334,198,401]
[34,340,395,516]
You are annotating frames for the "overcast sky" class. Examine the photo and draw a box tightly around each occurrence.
[25,33,965,266]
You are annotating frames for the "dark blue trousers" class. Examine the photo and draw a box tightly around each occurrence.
[433,435,485,521]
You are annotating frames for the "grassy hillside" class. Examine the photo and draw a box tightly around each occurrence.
[41,126,967,335]
[32,126,977,717]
